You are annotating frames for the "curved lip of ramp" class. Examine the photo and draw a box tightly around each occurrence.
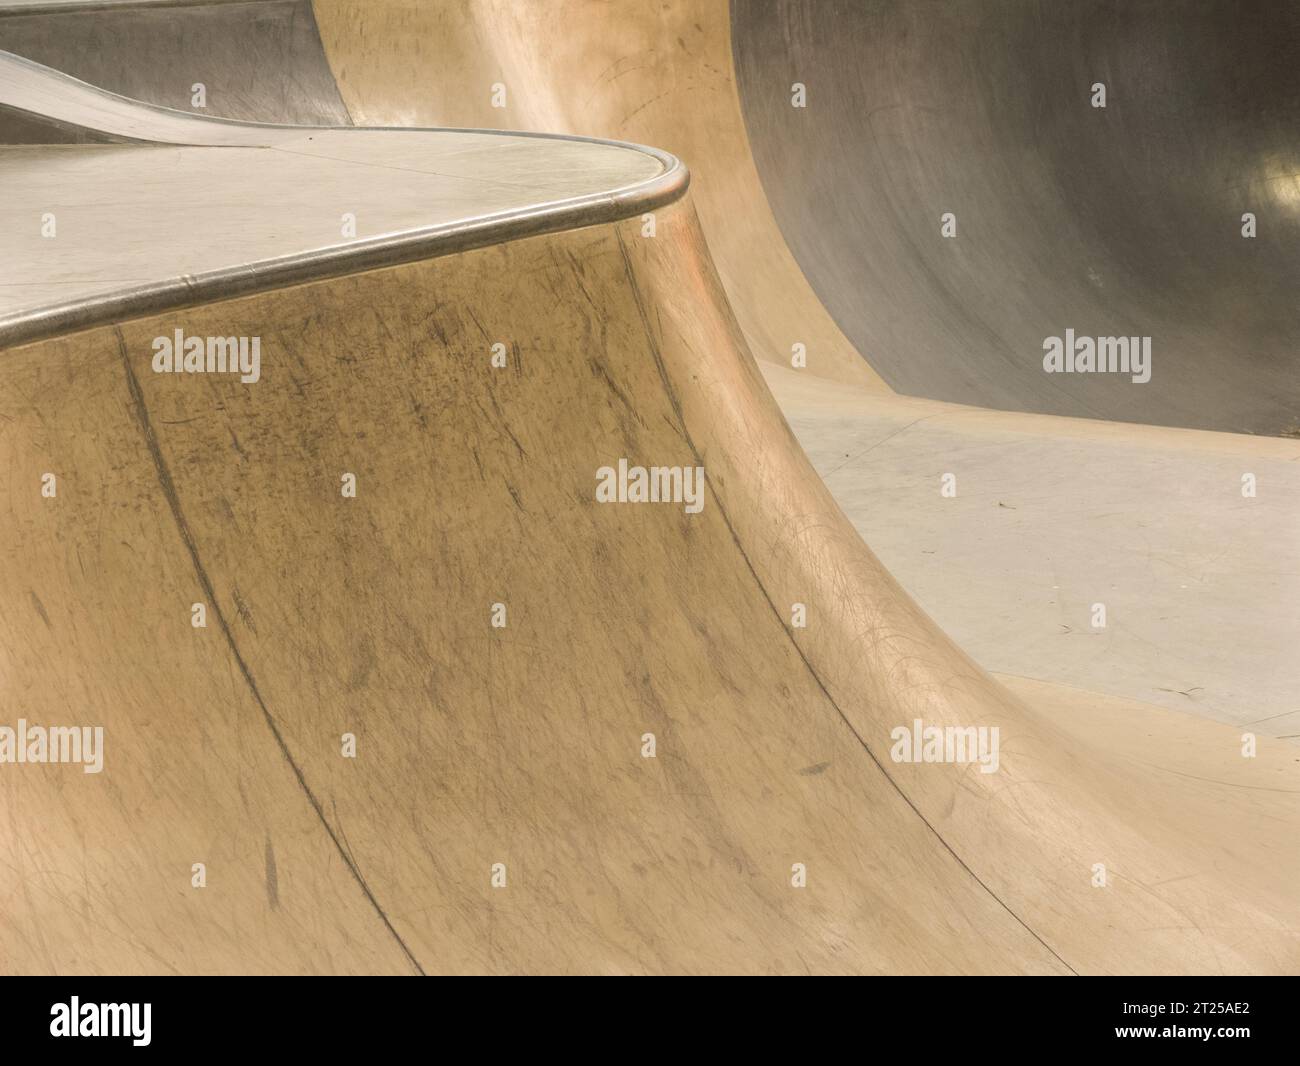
[0,50,689,348]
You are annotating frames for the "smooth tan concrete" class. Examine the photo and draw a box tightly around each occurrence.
[311,0,884,391]
[3,198,1299,974]
[307,0,1296,740]
[1,7,1296,978]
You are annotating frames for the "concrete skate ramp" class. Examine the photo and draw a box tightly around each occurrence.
[302,0,1300,730]
[310,0,883,390]
[732,0,1300,435]
[3,13,1300,976]
[0,51,682,345]
[0,0,349,125]
[3,87,1300,970]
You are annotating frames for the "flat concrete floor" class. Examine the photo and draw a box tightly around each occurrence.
[767,364,1300,738]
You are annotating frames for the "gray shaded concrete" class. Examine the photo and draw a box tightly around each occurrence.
[733,0,1300,435]
[0,0,349,124]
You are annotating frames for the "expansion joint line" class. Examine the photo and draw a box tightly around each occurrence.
[613,232,1078,976]
[115,328,425,976]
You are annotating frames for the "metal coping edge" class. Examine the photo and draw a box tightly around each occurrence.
[0,53,691,348]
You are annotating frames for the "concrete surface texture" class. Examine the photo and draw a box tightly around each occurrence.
[0,52,684,344]
[768,364,1300,736]
[0,0,1296,976]
[0,0,348,123]
[304,1,1300,729]
[5,201,1299,975]
[732,0,1300,435]
[311,0,883,390]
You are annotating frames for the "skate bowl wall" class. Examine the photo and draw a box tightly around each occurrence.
[731,0,1300,434]
[3,195,1300,973]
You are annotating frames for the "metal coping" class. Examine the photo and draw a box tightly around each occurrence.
[0,52,691,348]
